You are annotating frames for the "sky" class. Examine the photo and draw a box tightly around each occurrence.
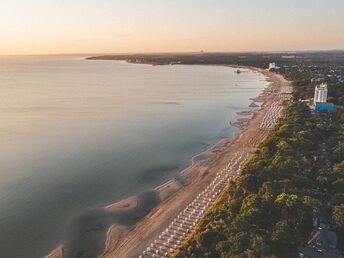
[0,0,343,55]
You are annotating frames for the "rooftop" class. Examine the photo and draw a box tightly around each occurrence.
[298,229,342,258]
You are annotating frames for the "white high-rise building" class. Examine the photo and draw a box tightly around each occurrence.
[314,83,328,103]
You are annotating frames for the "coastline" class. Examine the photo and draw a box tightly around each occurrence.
[45,65,291,258]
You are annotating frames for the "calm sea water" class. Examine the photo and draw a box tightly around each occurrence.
[0,56,269,258]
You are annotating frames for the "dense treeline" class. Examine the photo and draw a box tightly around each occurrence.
[174,64,344,257]
[88,52,344,257]
[88,51,344,69]
[175,103,324,257]
[279,65,344,104]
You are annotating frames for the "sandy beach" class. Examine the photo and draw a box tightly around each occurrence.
[45,67,291,258]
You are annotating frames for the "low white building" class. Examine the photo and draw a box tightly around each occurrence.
[268,62,279,70]
[314,83,328,103]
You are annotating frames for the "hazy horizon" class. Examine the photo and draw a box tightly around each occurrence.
[1,0,344,55]
[1,48,344,58]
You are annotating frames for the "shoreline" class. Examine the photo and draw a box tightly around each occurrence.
[45,65,291,258]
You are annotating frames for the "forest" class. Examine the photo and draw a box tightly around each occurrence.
[89,52,344,257]
[173,60,344,257]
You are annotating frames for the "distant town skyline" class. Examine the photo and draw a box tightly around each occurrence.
[1,0,344,55]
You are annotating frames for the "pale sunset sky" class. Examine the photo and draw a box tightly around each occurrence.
[0,0,343,55]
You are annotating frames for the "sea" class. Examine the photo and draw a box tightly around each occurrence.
[0,55,269,258]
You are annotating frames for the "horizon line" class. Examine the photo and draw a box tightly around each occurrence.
[1,48,344,57]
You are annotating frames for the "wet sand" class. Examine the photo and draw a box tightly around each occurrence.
[45,67,291,258]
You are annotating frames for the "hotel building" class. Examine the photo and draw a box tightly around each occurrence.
[314,83,328,103]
